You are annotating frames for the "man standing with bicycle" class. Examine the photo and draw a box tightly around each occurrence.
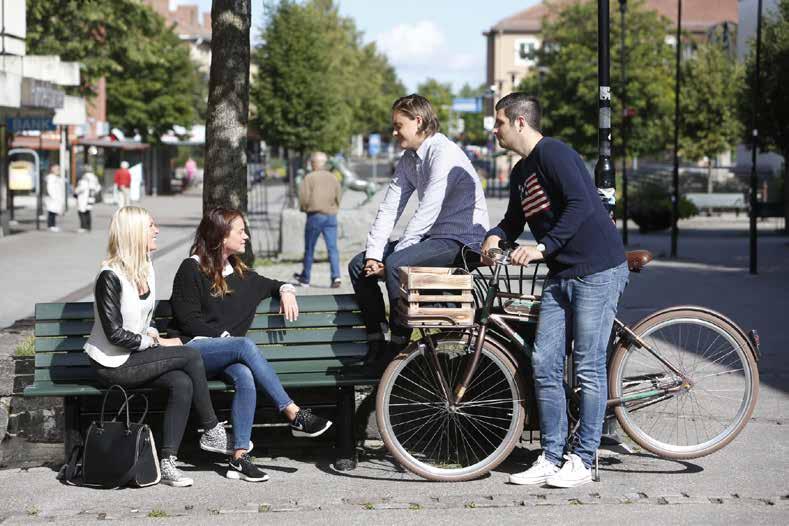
[482,93,628,488]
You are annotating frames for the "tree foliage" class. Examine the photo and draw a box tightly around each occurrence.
[252,0,404,154]
[26,0,202,143]
[518,0,675,159]
[679,42,743,165]
[740,0,789,162]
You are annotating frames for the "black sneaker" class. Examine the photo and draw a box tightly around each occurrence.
[290,409,332,438]
[227,454,269,482]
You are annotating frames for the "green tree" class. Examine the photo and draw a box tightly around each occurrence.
[27,0,201,142]
[518,0,675,159]
[252,1,349,155]
[740,0,789,222]
[680,42,743,192]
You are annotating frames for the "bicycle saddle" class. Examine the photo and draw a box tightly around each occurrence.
[626,250,653,272]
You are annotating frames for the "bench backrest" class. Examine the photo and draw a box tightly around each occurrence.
[29,294,374,395]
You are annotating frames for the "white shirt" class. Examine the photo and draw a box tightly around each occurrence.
[364,133,490,261]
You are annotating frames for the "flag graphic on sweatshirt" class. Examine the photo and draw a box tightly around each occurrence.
[519,173,551,219]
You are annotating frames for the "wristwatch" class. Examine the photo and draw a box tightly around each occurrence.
[535,243,546,255]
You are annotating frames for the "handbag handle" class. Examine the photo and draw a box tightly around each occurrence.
[112,393,149,425]
[99,385,131,430]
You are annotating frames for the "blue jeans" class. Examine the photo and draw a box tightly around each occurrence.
[302,213,340,284]
[348,238,464,338]
[186,337,294,450]
[531,262,629,468]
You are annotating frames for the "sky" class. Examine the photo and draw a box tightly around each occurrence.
[174,0,541,92]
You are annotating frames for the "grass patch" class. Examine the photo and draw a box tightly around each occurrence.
[258,504,271,513]
[26,507,39,516]
[254,258,276,267]
[362,502,375,510]
[147,509,168,518]
[15,336,35,356]
[409,503,422,510]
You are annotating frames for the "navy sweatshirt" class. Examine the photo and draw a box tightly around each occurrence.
[487,137,625,278]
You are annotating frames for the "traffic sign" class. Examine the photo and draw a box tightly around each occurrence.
[452,97,482,113]
[368,133,381,157]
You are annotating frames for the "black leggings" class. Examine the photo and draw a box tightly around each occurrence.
[92,346,219,458]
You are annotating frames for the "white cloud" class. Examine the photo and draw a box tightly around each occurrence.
[373,20,484,90]
[375,21,446,66]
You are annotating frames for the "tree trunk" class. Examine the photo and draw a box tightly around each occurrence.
[707,158,714,194]
[204,0,251,214]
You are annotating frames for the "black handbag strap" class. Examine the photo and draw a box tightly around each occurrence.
[99,385,131,429]
[112,393,149,425]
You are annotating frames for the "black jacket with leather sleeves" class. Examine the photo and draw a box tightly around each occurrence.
[94,270,145,351]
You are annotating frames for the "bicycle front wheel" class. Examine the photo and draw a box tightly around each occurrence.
[376,333,527,481]
[609,308,759,459]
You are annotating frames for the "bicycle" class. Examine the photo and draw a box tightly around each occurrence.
[375,244,761,482]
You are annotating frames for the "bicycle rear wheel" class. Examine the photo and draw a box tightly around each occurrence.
[609,308,758,459]
[376,333,526,481]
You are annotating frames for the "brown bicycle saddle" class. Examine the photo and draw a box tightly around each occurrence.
[626,250,653,272]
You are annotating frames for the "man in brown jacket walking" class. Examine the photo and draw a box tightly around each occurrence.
[294,152,343,288]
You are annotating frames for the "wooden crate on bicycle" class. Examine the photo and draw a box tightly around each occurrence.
[397,267,474,326]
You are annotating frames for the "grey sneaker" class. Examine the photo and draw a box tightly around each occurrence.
[199,421,254,455]
[160,456,193,487]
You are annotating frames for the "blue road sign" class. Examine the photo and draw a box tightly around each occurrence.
[451,97,482,113]
[6,116,56,133]
[368,133,381,157]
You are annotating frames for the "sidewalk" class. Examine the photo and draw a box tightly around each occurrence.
[0,192,787,524]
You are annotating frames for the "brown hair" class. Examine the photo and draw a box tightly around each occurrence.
[190,207,248,296]
[392,94,440,136]
[495,92,542,131]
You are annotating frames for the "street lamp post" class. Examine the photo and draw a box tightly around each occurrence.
[749,0,763,275]
[670,0,682,258]
[620,0,628,245]
[595,0,616,216]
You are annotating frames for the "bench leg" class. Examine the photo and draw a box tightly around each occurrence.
[63,396,82,463]
[334,385,357,471]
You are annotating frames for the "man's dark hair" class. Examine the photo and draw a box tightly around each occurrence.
[495,93,541,131]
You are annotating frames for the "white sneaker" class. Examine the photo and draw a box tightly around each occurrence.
[546,453,593,488]
[508,453,560,485]
[48,226,60,232]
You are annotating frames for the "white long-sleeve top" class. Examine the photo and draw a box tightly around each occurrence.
[364,133,490,261]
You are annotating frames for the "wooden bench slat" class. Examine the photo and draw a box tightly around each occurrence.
[35,357,366,382]
[35,342,369,368]
[24,369,378,397]
[35,327,370,352]
[257,294,359,313]
[35,312,366,337]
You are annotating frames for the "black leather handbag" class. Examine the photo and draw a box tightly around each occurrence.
[80,385,161,488]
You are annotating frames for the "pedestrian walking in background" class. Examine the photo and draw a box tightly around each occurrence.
[44,164,66,232]
[74,170,101,232]
[114,161,132,208]
[184,158,197,189]
[293,152,342,288]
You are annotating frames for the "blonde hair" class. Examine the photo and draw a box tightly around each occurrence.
[103,206,152,290]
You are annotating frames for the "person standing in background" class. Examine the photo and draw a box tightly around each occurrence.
[75,170,102,232]
[44,164,66,232]
[293,152,343,288]
[114,161,132,208]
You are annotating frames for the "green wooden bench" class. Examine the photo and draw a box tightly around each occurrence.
[23,294,378,470]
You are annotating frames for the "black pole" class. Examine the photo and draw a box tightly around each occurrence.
[749,0,763,275]
[671,0,682,258]
[620,0,628,245]
[595,0,615,215]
